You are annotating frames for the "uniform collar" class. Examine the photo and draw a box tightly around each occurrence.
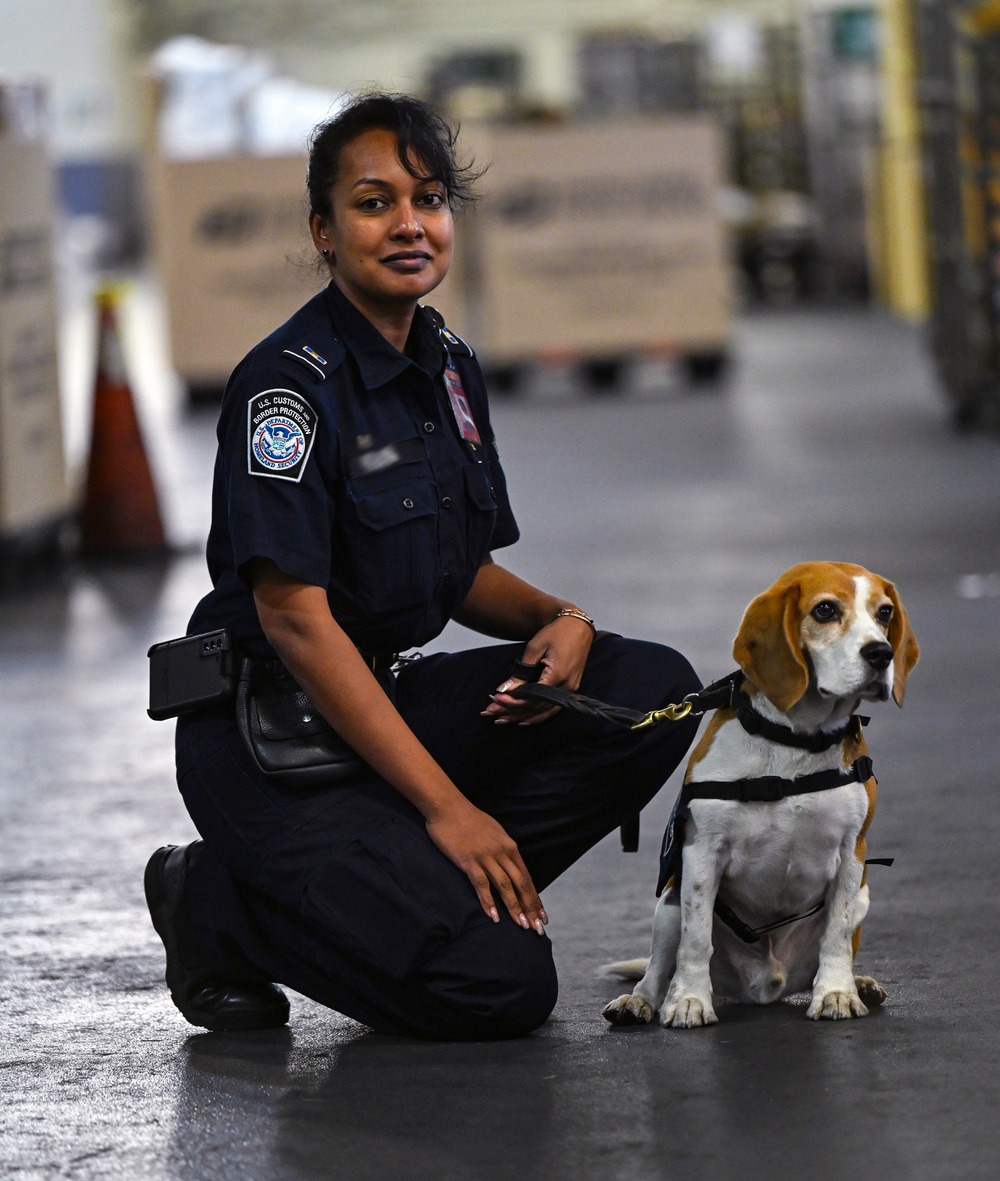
[324,281,445,390]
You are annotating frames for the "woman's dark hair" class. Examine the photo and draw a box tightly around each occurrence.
[307,92,481,219]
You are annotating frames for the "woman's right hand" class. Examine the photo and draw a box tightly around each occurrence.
[425,802,547,935]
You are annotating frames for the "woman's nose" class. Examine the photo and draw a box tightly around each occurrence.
[391,206,423,239]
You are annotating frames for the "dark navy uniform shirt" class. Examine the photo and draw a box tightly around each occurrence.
[188,280,519,657]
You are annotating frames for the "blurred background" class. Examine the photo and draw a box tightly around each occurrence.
[2,0,1000,575]
[4,7,1000,1178]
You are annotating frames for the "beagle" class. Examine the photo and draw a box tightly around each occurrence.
[602,562,919,1029]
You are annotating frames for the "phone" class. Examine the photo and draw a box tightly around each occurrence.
[147,629,239,720]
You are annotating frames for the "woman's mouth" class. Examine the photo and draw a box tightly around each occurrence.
[380,251,432,271]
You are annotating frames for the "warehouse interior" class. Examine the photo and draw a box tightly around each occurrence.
[2,2,999,1179]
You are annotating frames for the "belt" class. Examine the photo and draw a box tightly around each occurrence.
[258,649,398,677]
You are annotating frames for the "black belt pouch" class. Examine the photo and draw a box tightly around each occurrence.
[235,657,372,788]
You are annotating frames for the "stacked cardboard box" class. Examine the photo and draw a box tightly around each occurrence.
[147,148,321,389]
[0,82,70,542]
[465,117,732,363]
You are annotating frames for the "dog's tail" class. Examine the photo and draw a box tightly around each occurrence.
[598,958,650,980]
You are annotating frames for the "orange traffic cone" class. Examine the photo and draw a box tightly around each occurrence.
[80,284,167,555]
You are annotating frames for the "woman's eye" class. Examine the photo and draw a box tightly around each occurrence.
[811,601,839,623]
[419,191,446,208]
[358,196,387,211]
[876,605,894,626]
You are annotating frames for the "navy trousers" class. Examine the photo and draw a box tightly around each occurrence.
[173,634,700,1040]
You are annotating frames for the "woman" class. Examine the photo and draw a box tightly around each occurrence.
[145,93,700,1040]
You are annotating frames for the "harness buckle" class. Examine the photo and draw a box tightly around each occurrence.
[742,776,785,802]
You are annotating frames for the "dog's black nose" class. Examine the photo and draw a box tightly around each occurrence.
[861,641,894,671]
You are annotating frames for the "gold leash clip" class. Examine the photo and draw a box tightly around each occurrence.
[630,699,694,731]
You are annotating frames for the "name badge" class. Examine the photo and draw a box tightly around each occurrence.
[444,367,481,445]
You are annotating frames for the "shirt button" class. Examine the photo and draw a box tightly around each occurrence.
[441,572,452,584]
[441,496,453,509]
[423,421,436,433]
[402,497,414,509]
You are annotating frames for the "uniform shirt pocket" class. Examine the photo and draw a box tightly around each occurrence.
[462,460,498,563]
[345,476,440,612]
[463,460,497,511]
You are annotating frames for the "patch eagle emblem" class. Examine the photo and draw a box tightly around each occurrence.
[247,389,318,481]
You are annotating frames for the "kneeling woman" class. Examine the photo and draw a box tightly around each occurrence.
[145,92,700,1040]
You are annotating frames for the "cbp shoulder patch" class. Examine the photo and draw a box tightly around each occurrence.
[247,389,318,482]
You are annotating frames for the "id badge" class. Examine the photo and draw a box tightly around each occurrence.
[443,367,482,445]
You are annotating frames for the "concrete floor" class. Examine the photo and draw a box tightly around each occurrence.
[2,307,999,1181]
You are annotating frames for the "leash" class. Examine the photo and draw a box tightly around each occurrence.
[508,668,743,731]
[511,667,868,748]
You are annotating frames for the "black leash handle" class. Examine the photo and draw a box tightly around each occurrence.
[508,680,651,726]
[508,676,732,730]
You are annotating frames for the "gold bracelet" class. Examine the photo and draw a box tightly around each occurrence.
[553,606,596,634]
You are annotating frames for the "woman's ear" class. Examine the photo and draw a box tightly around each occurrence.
[309,212,333,263]
[732,578,809,712]
[884,581,919,706]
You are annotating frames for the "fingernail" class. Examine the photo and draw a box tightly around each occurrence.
[540,909,549,925]
[518,913,530,930]
[490,906,499,923]
[497,682,514,693]
[534,919,545,936]
[494,718,511,726]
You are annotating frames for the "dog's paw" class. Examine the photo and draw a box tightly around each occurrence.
[807,989,869,1020]
[602,993,655,1026]
[854,975,887,1008]
[660,996,718,1029]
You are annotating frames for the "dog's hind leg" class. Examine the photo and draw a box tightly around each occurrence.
[851,894,887,1008]
[602,892,681,1026]
[854,975,887,1008]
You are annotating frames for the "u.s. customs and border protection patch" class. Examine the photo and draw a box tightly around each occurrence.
[247,389,318,482]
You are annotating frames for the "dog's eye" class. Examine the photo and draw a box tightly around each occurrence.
[876,604,893,626]
[811,601,840,623]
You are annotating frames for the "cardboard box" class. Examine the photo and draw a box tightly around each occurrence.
[467,118,733,361]
[148,152,323,387]
[0,82,70,537]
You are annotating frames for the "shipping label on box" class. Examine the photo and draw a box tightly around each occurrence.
[472,118,733,361]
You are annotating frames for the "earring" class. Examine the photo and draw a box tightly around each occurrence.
[321,248,329,257]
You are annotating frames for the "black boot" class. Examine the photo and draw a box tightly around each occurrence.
[144,842,290,1032]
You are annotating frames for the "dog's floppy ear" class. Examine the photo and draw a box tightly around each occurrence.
[885,581,919,706]
[732,577,809,712]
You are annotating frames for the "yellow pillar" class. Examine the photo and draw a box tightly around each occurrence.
[877,0,930,319]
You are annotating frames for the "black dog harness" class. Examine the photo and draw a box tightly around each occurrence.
[511,669,883,942]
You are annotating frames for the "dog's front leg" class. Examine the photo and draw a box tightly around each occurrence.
[661,841,723,1029]
[807,844,868,1020]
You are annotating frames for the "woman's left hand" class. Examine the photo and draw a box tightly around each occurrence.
[481,615,595,726]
